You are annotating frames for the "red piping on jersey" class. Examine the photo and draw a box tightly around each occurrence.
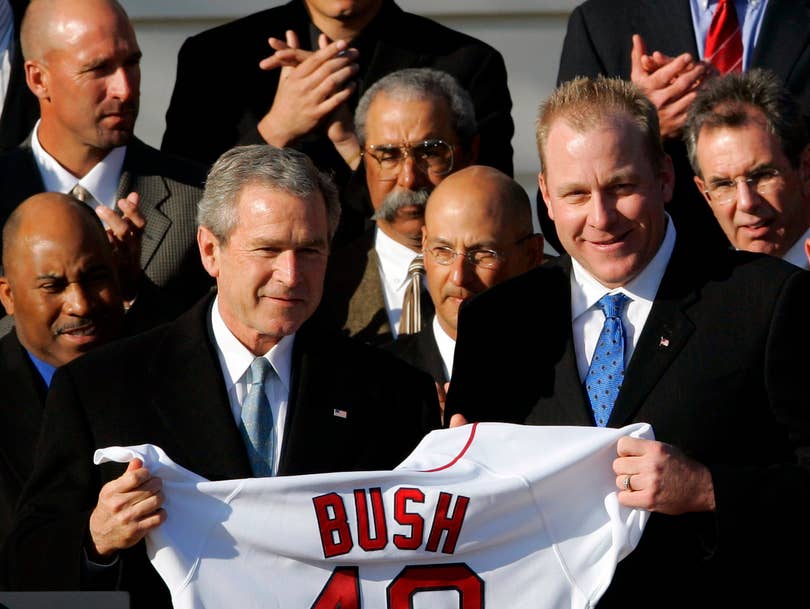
[423,422,479,472]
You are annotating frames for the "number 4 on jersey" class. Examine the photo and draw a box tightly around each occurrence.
[311,564,484,608]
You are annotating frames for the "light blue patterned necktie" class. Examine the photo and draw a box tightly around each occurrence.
[239,357,275,476]
[585,293,630,427]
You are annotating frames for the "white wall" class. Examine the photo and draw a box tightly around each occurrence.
[122,1,577,239]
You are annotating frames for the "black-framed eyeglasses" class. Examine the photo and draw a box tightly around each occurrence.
[363,139,455,181]
[426,234,534,270]
[703,168,785,205]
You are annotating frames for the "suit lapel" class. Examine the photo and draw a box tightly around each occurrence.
[147,296,252,480]
[751,0,810,83]
[117,139,172,271]
[527,257,595,426]
[0,331,47,486]
[609,243,697,426]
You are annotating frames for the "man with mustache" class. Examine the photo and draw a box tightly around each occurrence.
[0,192,127,548]
[317,67,478,345]
[0,0,211,321]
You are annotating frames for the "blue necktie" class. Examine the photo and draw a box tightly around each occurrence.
[239,357,275,476]
[585,293,630,427]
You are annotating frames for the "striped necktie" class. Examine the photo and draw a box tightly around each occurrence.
[399,255,425,335]
[704,0,743,74]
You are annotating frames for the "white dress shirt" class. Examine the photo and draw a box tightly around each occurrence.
[374,226,424,338]
[31,120,126,210]
[210,296,293,476]
[571,216,677,382]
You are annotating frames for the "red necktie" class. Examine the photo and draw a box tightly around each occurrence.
[705,0,743,74]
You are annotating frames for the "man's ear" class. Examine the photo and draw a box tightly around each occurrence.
[0,277,14,315]
[24,60,50,101]
[196,226,221,279]
[659,154,675,204]
[538,172,554,221]
[693,174,712,207]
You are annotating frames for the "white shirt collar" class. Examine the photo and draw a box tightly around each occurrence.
[780,226,810,270]
[374,226,421,291]
[209,294,294,392]
[571,214,677,319]
[431,314,455,380]
[31,120,127,210]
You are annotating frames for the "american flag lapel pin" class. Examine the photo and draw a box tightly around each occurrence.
[333,408,348,419]
[658,336,670,349]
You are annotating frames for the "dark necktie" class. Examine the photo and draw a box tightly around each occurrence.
[239,357,275,476]
[585,293,630,427]
[705,0,743,74]
[399,255,425,336]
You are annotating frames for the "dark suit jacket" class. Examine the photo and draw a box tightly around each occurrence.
[541,0,810,255]
[4,293,441,608]
[160,0,513,243]
[316,226,432,346]
[445,242,810,607]
[0,136,213,317]
[0,330,46,545]
[0,0,38,154]
[382,319,447,384]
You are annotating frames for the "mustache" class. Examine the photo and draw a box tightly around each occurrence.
[372,189,430,223]
[53,318,100,336]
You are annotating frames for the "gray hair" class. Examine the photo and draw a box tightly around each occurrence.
[536,75,666,174]
[683,68,808,176]
[197,145,341,244]
[355,68,477,149]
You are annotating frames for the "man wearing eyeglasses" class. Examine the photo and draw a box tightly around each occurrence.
[684,68,810,268]
[316,68,478,346]
[383,165,544,420]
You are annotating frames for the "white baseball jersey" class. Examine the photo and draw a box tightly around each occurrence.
[95,422,653,609]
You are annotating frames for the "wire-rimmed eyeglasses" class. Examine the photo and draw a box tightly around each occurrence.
[363,139,455,181]
[703,168,785,205]
[426,234,534,270]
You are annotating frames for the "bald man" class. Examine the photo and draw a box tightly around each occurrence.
[0,0,211,320]
[384,165,544,418]
[0,192,125,545]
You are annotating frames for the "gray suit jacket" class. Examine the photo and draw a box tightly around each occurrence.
[0,136,212,320]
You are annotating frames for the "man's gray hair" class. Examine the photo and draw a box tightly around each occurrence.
[355,68,477,148]
[683,68,808,175]
[197,145,341,244]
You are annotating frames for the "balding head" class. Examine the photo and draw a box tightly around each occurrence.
[22,0,130,62]
[0,192,124,367]
[422,165,544,340]
[21,0,140,176]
